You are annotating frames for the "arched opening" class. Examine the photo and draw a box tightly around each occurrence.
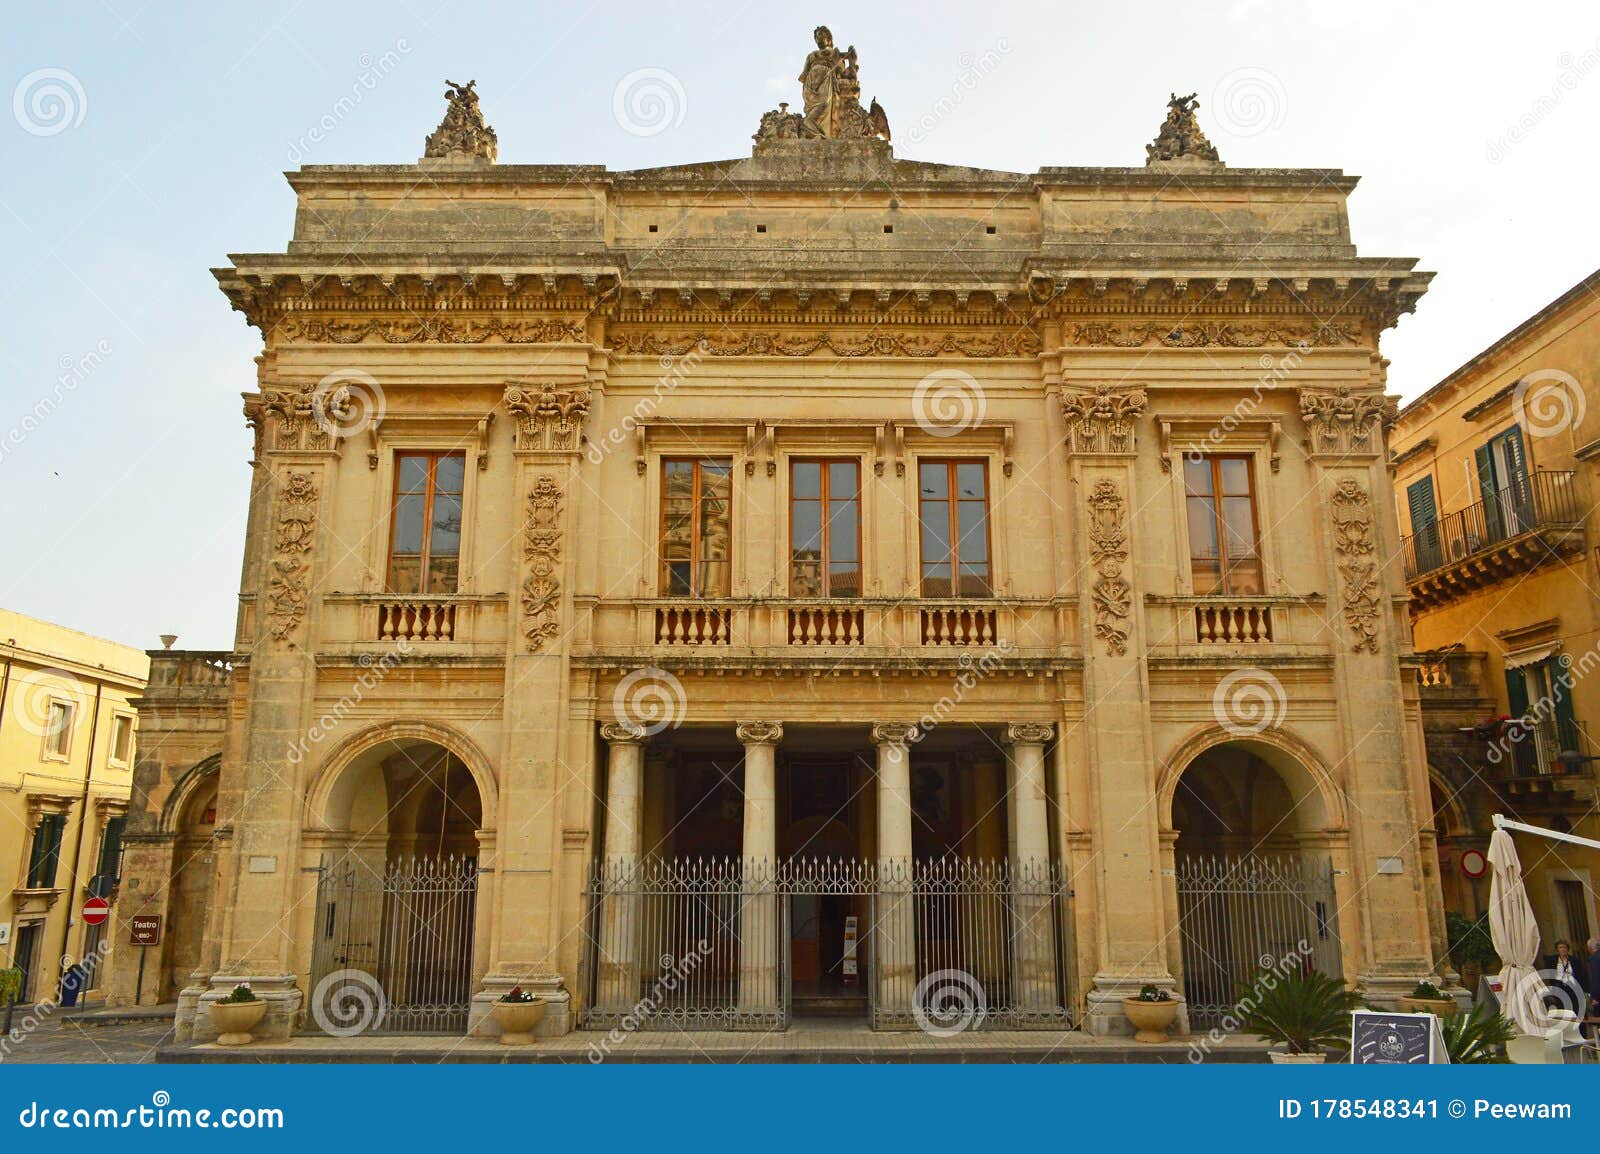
[308,734,486,1034]
[163,763,219,1000]
[1167,737,1342,1029]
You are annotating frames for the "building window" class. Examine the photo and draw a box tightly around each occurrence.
[1184,455,1262,595]
[388,452,465,594]
[96,816,126,888]
[660,459,732,596]
[791,460,861,597]
[918,460,991,597]
[109,714,134,765]
[43,700,73,759]
[1476,425,1532,540]
[25,813,66,889]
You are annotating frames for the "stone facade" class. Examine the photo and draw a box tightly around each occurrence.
[136,37,1451,1041]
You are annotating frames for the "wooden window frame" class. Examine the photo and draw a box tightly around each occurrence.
[789,458,863,598]
[387,450,466,595]
[1185,453,1263,597]
[42,699,73,761]
[918,458,993,598]
[658,457,734,598]
[108,713,134,766]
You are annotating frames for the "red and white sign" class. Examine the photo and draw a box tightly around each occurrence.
[1460,849,1487,879]
[81,897,110,926]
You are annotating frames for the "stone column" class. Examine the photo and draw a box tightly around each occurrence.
[736,721,783,1015]
[871,723,916,1018]
[1005,723,1059,1012]
[595,722,645,1011]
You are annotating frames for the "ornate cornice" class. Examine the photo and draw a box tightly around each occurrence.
[1067,319,1359,349]
[611,327,1041,359]
[1060,384,1148,455]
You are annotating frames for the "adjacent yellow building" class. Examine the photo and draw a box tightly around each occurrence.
[1393,268,1600,961]
[0,609,148,1006]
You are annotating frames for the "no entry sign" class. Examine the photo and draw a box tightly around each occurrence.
[81,897,110,926]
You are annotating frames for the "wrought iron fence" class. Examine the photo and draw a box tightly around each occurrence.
[307,855,478,1035]
[1174,853,1341,1030]
[580,856,1072,1033]
[1402,470,1579,579]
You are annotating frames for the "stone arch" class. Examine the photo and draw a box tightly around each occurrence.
[304,719,498,835]
[1156,723,1347,837]
[159,753,222,835]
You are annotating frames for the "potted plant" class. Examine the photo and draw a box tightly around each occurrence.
[1446,911,1500,994]
[1439,1002,1516,1063]
[207,983,267,1046]
[490,984,545,1046]
[1397,980,1459,1017]
[1236,968,1364,1063]
[1122,984,1180,1043]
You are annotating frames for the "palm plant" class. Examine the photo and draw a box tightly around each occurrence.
[1235,969,1366,1055]
[1439,1002,1515,1064]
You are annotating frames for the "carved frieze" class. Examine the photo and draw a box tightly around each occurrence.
[1087,480,1132,657]
[266,471,318,642]
[521,475,564,651]
[1060,384,1148,455]
[611,328,1041,359]
[272,316,586,346]
[1330,478,1381,654]
[1299,386,1397,458]
[1068,321,1357,349]
[504,383,591,453]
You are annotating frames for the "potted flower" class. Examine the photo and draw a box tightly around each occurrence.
[1397,980,1459,1018]
[207,983,267,1046]
[490,984,545,1046]
[1236,969,1364,1063]
[1122,984,1180,1043]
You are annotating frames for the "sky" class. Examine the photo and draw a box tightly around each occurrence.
[2,0,1597,650]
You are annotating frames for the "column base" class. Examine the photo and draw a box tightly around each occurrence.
[191,974,302,1043]
[1357,971,1450,1011]
[469,974,571,1038]
[1084,974,1187,1037]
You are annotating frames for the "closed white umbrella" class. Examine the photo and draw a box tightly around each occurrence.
[1488,827,1548,1033]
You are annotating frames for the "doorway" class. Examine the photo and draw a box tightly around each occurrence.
[12,922,43,1002]
[782,754,870,1018]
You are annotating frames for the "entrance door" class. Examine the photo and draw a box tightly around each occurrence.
[12,923,42,1002]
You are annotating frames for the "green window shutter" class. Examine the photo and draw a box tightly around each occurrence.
[1504,666,1530,718]
[1477,442,1503,540]
[1548,657,1579,751]
[98,816,126,881]
[1501,426,1529,489]
[1406,476,1437,529]
[26,814,64,888]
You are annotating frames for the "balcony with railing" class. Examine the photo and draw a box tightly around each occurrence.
[1402,471,1585,608]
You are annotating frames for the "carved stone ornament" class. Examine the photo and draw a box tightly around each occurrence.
[1087,480,1133,657]
[754,26,890,145]
[870,722,916,747]
[273,316,585,346]
[612,328,1039,359]
[1061,384,1148,455]
[1069,321,1357,349]
[504,382,591,453]
[260,385,335,453]
[1145,92,1222,166]
[735,720,785,746]
[1299,386,1397,457]
[1330,478,1381,654]
[521,475,564,650]
[423,79,497,162]
[266,471,318,641]
[1004,722,1056,746]
[600,720,647,744]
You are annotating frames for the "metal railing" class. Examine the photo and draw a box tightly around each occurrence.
[1504,714,1586,778]
[1174,853,1342,1029]
[580,856,1072,1032]
[1402,470,1579,579]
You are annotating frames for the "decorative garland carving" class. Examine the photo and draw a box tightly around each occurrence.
[1330,478,1381,654]
[1060,384,1148,455]
[1087,480,1132,657]
[1068,321,1357,349]
[521,475,564,651]
[1299,386,1397,457]
[504,383,591,453]
[611,328,1041,359]
[266,472,318,641]
[272,316,586,346]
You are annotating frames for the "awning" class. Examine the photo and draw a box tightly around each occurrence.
[1504,643,1560,670]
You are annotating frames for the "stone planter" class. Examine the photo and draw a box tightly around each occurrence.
[1268,1051,1327,1064]
[1122,997,1180,1043]
[208,999,267,1046]
[491,999,546,1046]
[1397,996,1459,1017]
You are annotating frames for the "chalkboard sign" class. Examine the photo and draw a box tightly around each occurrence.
[1351,1010,1448,1064]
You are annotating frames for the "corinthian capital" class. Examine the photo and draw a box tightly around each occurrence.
[735,720,785,746]
[1060,383,1148,455]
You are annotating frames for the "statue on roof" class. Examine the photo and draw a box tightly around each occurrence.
[754,27,889,146]
[1145,92,1222,167]
[424,79,498,163]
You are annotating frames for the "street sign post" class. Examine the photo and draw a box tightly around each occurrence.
[80,897,110,926]
[129,915,161,947]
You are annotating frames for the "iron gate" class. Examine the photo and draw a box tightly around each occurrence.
[308,855,478,1035]
[1174,853,1341,1029]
